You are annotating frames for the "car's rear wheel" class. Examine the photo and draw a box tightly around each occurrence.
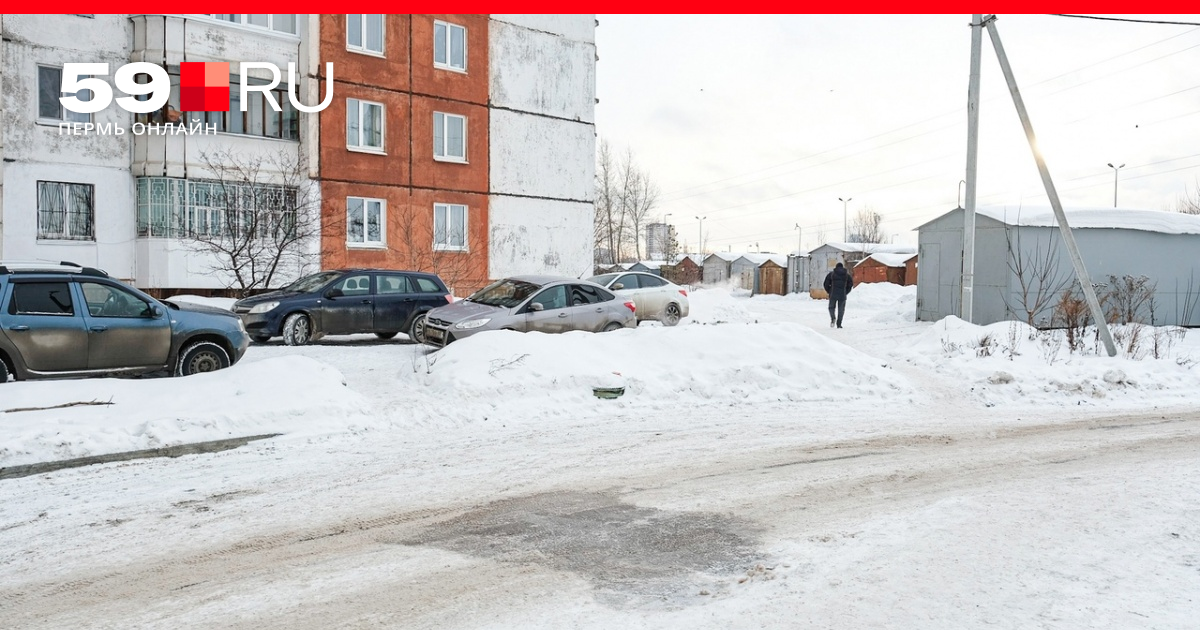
[282,313,312,346]
[375,332,398,340]
[251,334,272,344]
[0,356,10,383]
[602,322,624,332]
[661,302,682,327]
[177,341,231,377]
[409,313,427,343]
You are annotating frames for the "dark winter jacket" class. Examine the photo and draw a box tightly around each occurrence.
[824,266,854,300]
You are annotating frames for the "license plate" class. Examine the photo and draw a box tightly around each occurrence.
[427,328,444,341]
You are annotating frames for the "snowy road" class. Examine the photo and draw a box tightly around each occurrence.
[3,286,1200,628]
[4,407,1199,628]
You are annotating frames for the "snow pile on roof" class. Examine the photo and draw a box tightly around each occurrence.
[735,253,788,267]
[0,357,371,468]
[420,323,911,410]
[820,242,918,255]
[858,253,916,268]
[703,252,744,263]
[891,316,1200,409]
[976,206,1200,235]
[637,260,669,270]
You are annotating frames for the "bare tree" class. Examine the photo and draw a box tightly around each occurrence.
[387,201,488,296]
[1175,178,1200,215]
[594,138,660,263]
[186,146,320,297]
[620,150,660,261]
[1003,225,1073,327]
[847,207,885,243]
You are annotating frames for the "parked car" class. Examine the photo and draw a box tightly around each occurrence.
[421,275,636,347]
[587,271,690,326]
[0,261,248,382]
[232,269,452,346]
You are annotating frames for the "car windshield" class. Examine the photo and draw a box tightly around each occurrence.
[588,273,618,286]
[466,279,542,308]
[284,271,342,293]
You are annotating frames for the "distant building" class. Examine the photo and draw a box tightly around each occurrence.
[645,222,675,260]
[701,252,742,285]
[730,254,788,295]
[855,253,917,285]
[915,205,1200,326]
[807,242,917,296]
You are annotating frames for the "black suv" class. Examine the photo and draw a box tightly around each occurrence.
[232,269,452,345]
[0,261,249,382]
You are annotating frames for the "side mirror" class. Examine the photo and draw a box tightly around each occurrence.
[150,305,163,318]
[528,302,545,312]
[325,288,344,299]
[611,283,624,290]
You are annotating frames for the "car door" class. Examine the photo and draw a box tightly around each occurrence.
[410,275,450,312]
[372,273,414,332]
[522,285,573,333]
[322,273,374,335]
[635,274,669,319]
[568,284,609,332]
[0,280,89,372]
[78,280,172,370]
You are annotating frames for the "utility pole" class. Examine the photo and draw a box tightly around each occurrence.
[794,223,803,253]
[694,215,706,255]
[1107,163,1124,207]
[985,15,1116,356]
[962,14,983,323]
[839,197,852,241]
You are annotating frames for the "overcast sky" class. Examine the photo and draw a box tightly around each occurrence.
[594,14,1200,255]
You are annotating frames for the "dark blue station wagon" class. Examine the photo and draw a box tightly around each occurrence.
[232,269,452,345]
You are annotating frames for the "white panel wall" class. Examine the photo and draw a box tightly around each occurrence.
[488,20,596,123]
[489,15,596,43]
[2,15,134,276]
[489,110,593,201]
[489,197,594,278]
[488,15,596,280]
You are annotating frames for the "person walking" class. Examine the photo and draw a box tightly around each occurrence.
[823,261,854,328]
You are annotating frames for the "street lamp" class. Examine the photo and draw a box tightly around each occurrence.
[794,223,803,254]
[839,197,853,241]
[1107,163,1125,208]
[694,215,706,254]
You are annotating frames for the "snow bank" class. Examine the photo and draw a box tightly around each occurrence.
[419,323,911,411]
[893,316,1200,409]
[0,357,370,467]
[686,288,760,324]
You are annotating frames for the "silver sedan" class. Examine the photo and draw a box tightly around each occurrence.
[587,271,691,326]
[421,275,637,347]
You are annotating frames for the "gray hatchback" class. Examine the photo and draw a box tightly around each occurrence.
[0,261,249,382]
[422,275,636,347]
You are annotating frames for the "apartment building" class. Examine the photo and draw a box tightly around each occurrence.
[1,14,595,295]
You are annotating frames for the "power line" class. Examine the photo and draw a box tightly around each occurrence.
[1050,14,1200,27]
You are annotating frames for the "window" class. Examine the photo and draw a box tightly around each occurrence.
[639,274,666,287]
[615,274,640,290]
[135,71,298,140]
[37,181,94,241]
[333,274,372,296]
[346,98,384,151]
[433,112,466,161]
[433,203,467,251]
[347,197,384,247]
[9,283,75,316]
[529,286,568,311]
[136,177,297,239]
[80,282,153,318]
[37,66,91,123]
[413,277,444,293]
[377,274,412,295]
[570,284,606,306]
[209,14,297,35]
[347,14,384,54]
[434,20,467,71]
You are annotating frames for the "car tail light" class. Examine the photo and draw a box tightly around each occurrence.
[623,301,636,313]
[679,289,688,297]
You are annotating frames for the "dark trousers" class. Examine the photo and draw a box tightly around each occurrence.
[828,297,846,326]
